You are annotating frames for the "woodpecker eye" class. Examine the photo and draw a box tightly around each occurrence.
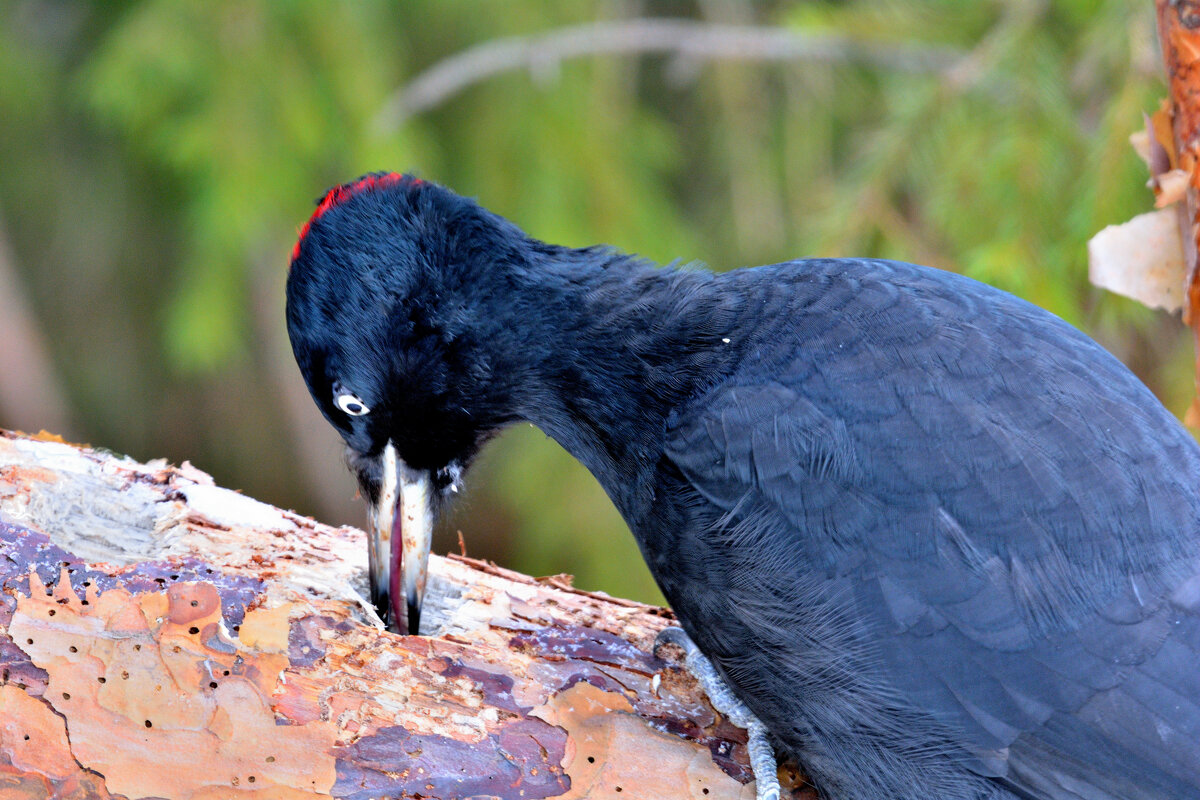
[335,392,370,416]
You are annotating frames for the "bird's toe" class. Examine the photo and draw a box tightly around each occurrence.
[654,626,782,800]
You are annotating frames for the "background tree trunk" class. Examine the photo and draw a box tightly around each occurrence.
[1156,0,1200,423]
[0,429,811,799]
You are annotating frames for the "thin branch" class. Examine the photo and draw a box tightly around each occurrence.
[376,18,966,130]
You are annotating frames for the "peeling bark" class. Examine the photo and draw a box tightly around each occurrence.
[1156,0,1200,423]
[0,430,812,799]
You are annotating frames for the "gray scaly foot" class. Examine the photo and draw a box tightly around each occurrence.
[655,626,782,800]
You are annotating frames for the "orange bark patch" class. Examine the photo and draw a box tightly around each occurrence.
[531,680,756,799]
[0,684,77,782]
[8,571,336,799]
[0,465,58,488]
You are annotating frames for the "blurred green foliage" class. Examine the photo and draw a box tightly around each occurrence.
[0,0,1187,605]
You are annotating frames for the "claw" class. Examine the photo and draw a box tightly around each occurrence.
[654,625,693,659]
[653,626,782,800]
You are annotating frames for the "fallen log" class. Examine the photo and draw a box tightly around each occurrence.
[0,429,810,799]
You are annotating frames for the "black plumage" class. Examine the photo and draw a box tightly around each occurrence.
[286,173,1200,800]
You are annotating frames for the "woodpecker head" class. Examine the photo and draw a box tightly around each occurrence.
[286,172,534,633]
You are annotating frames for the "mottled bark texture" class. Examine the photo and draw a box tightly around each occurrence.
[0,430,811,799]
[1157,0,1200,423]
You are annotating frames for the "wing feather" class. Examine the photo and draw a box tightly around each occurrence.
[655,259,1200,800]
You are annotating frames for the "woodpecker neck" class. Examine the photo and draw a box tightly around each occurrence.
[511,245,741,519]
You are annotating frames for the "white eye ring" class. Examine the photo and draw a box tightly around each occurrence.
[335,393,370,416]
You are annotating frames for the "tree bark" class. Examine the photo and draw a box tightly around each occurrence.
[1156,0,1200,423]
[0,429,811,799]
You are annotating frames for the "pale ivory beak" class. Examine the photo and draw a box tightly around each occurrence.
[367,441,433,634]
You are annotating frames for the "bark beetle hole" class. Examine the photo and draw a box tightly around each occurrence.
[265,756,275,763]
[68,646,77,653]
[23,735,29,741]
[222,670,230,676]
[48,610,55,617]
[616,787,622,793]
[205,568,214,574]
[587,757,595,764]
[190,600,198,607]
[82,581,91,587]
[209,682,218,689]
[170,574,179,581]
[144,720,152,728]
[97,677,106,684]
[80,600,89,605]
[2,669,8,682]
[233,625,241,632]
[703,790,710,795]
[154,578,165,584]
[25,638,32,645]
[61,693,69,700]
[188,627,200,635]
[121,671,130,680]
[134,644,141,651]
[248,777,256,784]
